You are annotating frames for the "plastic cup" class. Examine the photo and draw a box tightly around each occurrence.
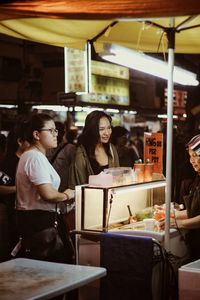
[144,218,155,231]
[144,163,154,182]
[134,163,145,183]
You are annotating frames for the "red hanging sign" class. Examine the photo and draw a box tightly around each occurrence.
[144,132,163,174]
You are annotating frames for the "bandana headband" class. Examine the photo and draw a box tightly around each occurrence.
[187,134,200,155]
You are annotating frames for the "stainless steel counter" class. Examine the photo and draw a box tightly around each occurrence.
[0,258,106,300]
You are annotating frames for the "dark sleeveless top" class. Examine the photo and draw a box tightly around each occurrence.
[90,158,108,175]
[184,175,200,260]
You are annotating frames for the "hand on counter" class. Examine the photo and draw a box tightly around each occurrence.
[64,188,75,200]
[170,218,184,229]
[158,216,183,230]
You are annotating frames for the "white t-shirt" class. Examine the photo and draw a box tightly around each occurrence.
[16,149,60,212]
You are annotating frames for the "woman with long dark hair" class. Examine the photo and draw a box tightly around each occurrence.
[68,110,119,189]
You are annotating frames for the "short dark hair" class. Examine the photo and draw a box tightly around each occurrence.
[25,113,53,143]
[5,119,28,157]
[0,133,6,152]
[111,126,129,145]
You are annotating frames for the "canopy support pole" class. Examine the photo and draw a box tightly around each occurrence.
[164,19,175,251]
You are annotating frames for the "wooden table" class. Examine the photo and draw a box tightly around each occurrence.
[0,258,106,300]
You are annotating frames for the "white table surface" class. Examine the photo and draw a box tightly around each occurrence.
[0,258,106,300]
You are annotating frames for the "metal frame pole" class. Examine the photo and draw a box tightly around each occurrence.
[164,18,175,251]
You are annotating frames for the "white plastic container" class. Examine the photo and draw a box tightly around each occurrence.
[104,167,136,186]
[179,259,200,300]
[143,218,155,231]
[89,172,113,187]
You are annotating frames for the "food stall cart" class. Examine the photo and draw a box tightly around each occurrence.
[73,173,189,299]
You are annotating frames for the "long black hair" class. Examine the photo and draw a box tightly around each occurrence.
[78,110,112,161]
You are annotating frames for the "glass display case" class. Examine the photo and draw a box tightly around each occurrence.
[75,179,188,260]
[77,180,166,233]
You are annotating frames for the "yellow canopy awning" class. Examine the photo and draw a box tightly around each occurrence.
[0,1,199,53]
[0,16,200,54]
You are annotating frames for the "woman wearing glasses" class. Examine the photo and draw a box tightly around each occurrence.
[68,110,119,189]
[15,113,74,263]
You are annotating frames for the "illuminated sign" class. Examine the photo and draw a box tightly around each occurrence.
[64,48,88,93]
[164,89,187,114]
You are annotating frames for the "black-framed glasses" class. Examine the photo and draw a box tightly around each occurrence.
[40,128,58,135]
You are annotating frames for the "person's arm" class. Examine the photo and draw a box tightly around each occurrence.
[172,213,200,230]
[36,183,74,202]
[174,209,188,220]
[169,209,200,229]
[158,209,188,230]
[0,185,16,194]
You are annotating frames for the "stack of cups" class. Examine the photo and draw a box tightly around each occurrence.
[144,163,154,182]
[134,163,145,183]
[134,161,154,183]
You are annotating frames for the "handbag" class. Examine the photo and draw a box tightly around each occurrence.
[21,205,64,260]
[23,227,64,260]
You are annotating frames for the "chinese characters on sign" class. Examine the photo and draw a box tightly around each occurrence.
[64,48,130,105]
[65,48,88,93]
[164,89,187,115]
[90,60,130,106]
[144,132,163,174]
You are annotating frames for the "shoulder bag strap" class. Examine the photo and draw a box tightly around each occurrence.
[54,203,59,228]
